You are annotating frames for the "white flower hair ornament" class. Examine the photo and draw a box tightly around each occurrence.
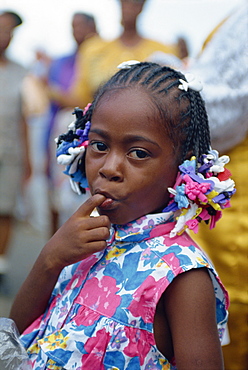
[117,60,141,69]
[55,105,92,195]
[178,73,203,92]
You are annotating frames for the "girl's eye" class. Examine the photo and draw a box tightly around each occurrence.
[90,141,108,152]
[128,149,150,159]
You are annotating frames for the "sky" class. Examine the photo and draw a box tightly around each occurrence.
[1,0,244,67]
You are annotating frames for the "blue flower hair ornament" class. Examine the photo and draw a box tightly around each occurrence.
[163,149,236,237]
[55,106,91,195]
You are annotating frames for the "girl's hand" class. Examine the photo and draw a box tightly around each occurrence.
[42,194,111,272]
[10,194,110,333]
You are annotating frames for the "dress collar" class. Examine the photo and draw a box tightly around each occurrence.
[108,211,176,243]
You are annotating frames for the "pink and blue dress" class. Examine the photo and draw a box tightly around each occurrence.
[20,211,229,369]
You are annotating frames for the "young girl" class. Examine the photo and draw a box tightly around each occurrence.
[10,62,235,369]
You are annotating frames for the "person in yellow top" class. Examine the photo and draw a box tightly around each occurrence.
[187,5,248,370]
[49,0,179,108]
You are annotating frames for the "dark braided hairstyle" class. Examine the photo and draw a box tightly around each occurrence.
[64,62,211,166]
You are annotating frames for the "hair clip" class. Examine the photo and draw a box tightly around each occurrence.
[178,73,203,92]
[117,60,140,69]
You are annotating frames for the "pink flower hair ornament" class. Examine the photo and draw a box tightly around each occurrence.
[163,150,236,237]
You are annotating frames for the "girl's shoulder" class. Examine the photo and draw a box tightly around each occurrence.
[149,229,211,270]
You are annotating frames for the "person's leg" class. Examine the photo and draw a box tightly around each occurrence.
[0,215,12,277]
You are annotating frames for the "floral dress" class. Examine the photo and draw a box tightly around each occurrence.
[20,212,229,370]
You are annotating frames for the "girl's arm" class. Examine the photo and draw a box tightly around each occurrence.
[9,194,110,334]
[164,268,224,370]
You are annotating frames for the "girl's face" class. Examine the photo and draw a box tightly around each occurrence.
[86,88,179,225]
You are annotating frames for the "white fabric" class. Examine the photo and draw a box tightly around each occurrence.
[149,3,248,153]
[187,3,248,152]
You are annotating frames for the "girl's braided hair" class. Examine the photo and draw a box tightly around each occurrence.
[72,62,211,164]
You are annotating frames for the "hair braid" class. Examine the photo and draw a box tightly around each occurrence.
[151,72,177,91]
[141,67,164,85]
[182,91,210,164]
[129,64,153,82]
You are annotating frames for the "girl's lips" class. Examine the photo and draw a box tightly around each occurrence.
[98,197,115,210]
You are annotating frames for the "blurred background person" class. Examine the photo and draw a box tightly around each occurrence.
[21,48,51,232]
[48,0,181,109]
[176,35,189,60]
[45,12,97,235]
[152,3,248,369]
[0,10,31,285]
[189,5,248,369]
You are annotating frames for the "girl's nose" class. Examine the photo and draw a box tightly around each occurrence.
[99,152,124,182]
